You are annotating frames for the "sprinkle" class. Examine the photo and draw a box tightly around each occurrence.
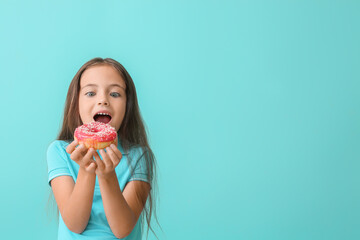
[74,121,117,142]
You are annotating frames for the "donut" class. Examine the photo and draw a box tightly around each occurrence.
[74,121,117,150]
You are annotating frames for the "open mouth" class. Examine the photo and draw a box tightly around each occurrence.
[93,113,112,124]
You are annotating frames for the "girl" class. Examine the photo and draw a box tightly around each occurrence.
[46,57,160,240]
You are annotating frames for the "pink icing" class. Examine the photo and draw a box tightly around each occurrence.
[74,121,117,142]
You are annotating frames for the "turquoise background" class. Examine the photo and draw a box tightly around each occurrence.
[0,1,359,239]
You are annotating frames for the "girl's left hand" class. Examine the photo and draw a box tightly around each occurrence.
[93,141,123,179]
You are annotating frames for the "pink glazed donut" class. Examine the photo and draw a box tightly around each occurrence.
[74,121,117,150]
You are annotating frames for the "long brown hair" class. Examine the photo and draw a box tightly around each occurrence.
[52,57,161,239]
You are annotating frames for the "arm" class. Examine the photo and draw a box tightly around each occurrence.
[50,140,97,233]
[94,145,151,238]
[51,168,96,233]
[98,173,151,238]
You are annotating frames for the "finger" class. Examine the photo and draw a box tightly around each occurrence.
[81,148,95,164]
[66,139,79,154]
[93,151,105,170]
[110,144,122,159]
[100,149,113,169]
[70,144,87,161]
[106,146,120,166]
[85,162,97,172]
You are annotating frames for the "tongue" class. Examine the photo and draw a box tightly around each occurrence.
[95,115,111,124]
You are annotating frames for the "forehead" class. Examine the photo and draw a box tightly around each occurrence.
[80,65,125,87]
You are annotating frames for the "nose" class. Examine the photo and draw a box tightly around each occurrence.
[97,93,109,106]
[98,100,109,106]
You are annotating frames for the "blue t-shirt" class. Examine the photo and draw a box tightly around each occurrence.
[46,140,150,240]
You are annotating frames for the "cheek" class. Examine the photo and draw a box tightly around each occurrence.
[116,106,126,126]
[78,99,90,118]
[120,105,127,120]
[117,101,126,117]
[115,110,125,122]
[78,100,84,114]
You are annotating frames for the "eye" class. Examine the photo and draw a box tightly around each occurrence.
[110,92,121,97]
[85,92,95,97]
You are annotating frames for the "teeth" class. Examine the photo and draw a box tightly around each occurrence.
[97,113,110,116]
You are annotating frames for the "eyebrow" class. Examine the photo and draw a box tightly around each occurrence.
[81,83,125,90]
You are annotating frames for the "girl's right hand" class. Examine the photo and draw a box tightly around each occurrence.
[66,140,97,174]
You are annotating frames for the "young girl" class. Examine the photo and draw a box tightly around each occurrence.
[47,57,160,240]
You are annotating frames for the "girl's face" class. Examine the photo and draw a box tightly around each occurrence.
[78,65,127,132]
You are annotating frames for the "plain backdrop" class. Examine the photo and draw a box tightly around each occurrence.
[0,1,359,239]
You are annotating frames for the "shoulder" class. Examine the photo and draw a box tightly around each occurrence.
[127,145,150,161]
[47,140,74,185]
[46,140,71,159]
[127,145,153,175]
[47,139,70,151]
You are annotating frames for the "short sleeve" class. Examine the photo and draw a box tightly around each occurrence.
[46,141,72,186]
[128,148,151,184]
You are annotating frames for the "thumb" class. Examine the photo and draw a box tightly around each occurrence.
[86,162,97,172]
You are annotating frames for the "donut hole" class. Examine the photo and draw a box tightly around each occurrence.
[89,127,101,133]
[94,114,112,124]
